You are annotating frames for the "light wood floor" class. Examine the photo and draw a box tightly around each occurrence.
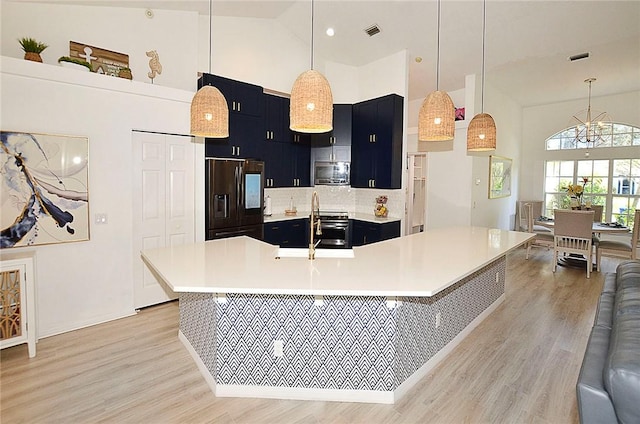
[1,247,626,423]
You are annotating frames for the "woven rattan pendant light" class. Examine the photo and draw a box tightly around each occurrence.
[290,0,333,133]
[467,0,496,151]
[190,0,229,138]
[418,0,455,142]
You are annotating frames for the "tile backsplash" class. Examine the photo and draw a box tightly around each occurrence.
[265,186,403,218]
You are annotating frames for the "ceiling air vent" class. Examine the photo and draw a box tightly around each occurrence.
[364,24,381,37]
[568,52,590,62]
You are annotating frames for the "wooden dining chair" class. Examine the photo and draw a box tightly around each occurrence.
[524,203,554,259]
[553,209,596,278]
[589,205,603,222]
[517,200,551,233]
[596,209,640,269]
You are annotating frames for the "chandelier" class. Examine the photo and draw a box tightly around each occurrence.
[572,78,611,151]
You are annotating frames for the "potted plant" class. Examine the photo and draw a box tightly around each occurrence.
[118,67,133,80]
[18,37,48,63]
[58,56,92,72]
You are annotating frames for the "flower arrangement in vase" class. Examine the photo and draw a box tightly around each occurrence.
[566,177,589,209]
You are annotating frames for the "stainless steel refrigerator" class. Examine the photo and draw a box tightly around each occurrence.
[205,158,264,240]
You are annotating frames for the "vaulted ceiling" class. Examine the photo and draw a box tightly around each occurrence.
[13,0,640,106]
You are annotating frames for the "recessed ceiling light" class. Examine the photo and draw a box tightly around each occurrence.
[326,27,335,37]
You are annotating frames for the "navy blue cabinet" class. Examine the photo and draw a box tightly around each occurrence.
[264,94,289,143]
[264,219,309,248]
[351,94,403,189]
[310,104,352,147]
[262,93,310,188]
[203,74,262,117]
[201,73,264,159]
[351,219,401,246]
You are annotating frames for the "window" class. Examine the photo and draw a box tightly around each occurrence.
[543,122,640,227]
[544,159,639,226]
[546,122,640,151]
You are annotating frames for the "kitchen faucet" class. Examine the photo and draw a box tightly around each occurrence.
[309,191,322,259]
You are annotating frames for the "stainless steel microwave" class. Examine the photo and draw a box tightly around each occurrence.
[314,161,350,186]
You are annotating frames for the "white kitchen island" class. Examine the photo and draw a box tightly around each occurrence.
[142,226,533,404]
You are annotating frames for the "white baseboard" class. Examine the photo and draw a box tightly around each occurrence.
[178,295,504,404]
[393,294,505,402]
[39,308,137,339]
[216,383,394,404]
[178,330,217,394]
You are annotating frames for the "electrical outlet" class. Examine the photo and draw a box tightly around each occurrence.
[273,340,284,357]
[435,312,442,328]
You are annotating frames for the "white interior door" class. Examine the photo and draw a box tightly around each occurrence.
[132,131,195,309]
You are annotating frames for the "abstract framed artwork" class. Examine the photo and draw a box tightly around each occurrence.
[489,155,512,199]
[1,131,89,248]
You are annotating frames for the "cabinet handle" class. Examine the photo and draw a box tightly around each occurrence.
[232,101,236,111]
[236,146,240,156]
[372,179,376,188]
[232,146,236,155]
[237,102,241,112]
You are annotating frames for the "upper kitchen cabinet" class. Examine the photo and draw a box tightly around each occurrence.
[351,94,403,189]
[263,94,290,143]
[264,141,310,188]
[201,74,263,159]
[202,73,262,116]
[310,104,353,148]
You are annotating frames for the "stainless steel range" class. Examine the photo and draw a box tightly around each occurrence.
[314,211,351,249]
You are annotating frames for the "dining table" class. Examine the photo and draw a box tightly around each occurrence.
[534,219,631,235]
[534,219,630,270]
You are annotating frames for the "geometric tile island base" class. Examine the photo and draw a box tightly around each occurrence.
[179,257,506,404]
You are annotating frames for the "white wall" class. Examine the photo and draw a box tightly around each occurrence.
[1,57,193,337]
[470,78,523,230]
[1,1,199,91]
[209,15,309,94]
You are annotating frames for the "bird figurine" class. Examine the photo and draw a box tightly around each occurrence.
[146,50,162,83]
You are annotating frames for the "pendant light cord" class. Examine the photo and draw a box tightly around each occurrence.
[436,0,441,90]
[310,0,315,70]
[208,0,212,74]
[481,0,486,113]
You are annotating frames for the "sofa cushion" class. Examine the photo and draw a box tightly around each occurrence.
[603,313,640,424]
[577,326,618,424]
[614,287,640,317]
[616,261,640,290]
[602,273,617,294]
[594,292,615,329]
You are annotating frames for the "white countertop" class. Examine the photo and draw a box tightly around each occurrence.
[141,226,533,297]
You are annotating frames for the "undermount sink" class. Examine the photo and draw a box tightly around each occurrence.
[275,247,355,259]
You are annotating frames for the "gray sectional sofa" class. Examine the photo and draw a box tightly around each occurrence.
[577,260,640,423]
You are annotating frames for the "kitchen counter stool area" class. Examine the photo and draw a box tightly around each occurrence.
[179,258,506,403]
